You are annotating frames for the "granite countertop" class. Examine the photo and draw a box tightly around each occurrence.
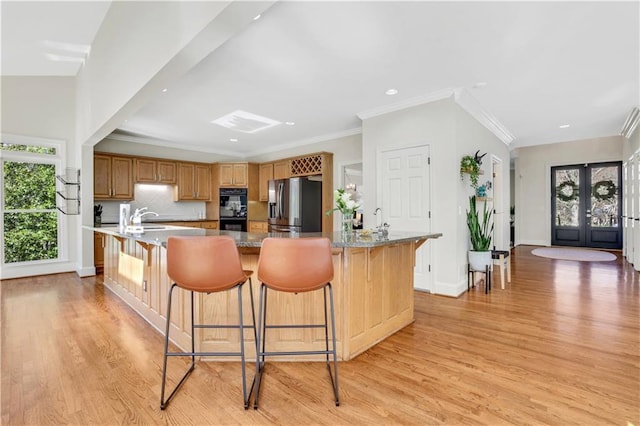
[98,218,219,225]
[87,225,442,248]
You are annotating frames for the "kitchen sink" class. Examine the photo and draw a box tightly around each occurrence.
[142,226,166,230]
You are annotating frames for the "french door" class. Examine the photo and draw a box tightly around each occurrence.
[551,162,622,249]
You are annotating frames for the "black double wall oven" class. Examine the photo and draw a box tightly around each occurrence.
[219,188,247,232]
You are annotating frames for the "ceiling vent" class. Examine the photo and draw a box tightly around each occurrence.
[211,110,281,134]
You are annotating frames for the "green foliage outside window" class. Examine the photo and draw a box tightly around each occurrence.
[4,162,56,209]
[3,213,58,262]
[3,161,58,263]
[0,143,56,155]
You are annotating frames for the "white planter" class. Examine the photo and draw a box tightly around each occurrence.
[469,250,492,272]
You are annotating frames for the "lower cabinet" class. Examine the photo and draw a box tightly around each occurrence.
[248,221,268,233]
[164,221,218,229]
[200,221,218,229]
[94,232,105,273]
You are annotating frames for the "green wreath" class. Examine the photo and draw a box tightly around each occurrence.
[556,181,578,202]
[592,180,616,201]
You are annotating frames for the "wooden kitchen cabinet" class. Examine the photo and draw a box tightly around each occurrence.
[248,221,268,233]
[135,158,176,184]
[94,154,134,200]
[94,232,105,273]
[200,221,218,229]
[273,160,290,180]
[259,163,273,201]
[175,162,211,201]
[219,163,248,187]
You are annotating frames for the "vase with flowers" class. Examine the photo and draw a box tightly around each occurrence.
[326,188,360,236]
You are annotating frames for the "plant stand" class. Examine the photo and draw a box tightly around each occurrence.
[468,264,491,294]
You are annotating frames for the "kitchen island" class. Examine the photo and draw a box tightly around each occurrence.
[90,225,441,361]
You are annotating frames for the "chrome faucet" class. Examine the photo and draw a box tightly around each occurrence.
[374,207,383,228]
[373,207,389,236]
[131,207,159,225]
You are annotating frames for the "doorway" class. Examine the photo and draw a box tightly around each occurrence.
[551,162,622,249]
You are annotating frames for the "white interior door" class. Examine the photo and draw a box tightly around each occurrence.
[492,158,505,250]
[379,145,431,292]
[623,160,629,259]
[627,151,640,271]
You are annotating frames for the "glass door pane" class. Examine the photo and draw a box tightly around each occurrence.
[555,168,580,227]
[589,166,619,227]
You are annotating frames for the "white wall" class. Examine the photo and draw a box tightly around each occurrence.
[0,76,82,278]
[514,135,624,246]
[361,97,509,296]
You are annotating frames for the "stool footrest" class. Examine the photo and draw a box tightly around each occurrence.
[167,351,243,357]
[260,350,334,357]
[265,324,325,329]
[193,324,254,329]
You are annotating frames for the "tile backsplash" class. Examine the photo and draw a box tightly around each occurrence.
[96,184,206,223]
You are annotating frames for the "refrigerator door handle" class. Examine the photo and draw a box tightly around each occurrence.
[278,182,284,219]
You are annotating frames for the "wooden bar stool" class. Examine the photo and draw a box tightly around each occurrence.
[161,236,256,410]
[253,237,340,408]
[491,249,511,289]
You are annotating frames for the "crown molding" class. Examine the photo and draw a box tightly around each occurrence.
[356,87,514,146]
[357,88,455,120]
[106,131,243,158]
[453,88,514,146]
[620,106,639,138]
[247,127,362,157]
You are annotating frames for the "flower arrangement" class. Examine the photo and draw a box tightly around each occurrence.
[326,188,360,234]
[327,188,360,216]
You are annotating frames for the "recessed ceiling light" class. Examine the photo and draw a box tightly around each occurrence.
[230,138,238,142]
[161,88,168,93]
[253,14,261,20]
[385,89,398,96]
[285,121,295,126]
[559,124,570,129]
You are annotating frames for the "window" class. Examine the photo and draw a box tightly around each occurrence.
[1,137,63,266]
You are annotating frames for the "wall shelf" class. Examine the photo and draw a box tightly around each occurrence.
[56,168,80,215]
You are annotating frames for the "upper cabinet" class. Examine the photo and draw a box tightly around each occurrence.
[273,160,290,180]
[94,154,134,200]
[175,162,211,201]
[219,163,248,187]
[259,163,273,201]
[135,158,176,184]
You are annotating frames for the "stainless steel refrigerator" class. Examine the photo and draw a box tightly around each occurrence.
[268,177,322,233]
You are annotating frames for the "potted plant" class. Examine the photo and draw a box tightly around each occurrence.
[460,155,480,189]
[466,195,493,271]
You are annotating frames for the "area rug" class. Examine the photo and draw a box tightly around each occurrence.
[531,247,616,262]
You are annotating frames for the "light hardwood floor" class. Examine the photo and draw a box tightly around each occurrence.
[2,245,638,425]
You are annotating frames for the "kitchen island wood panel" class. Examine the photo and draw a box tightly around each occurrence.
[94,227,441,361]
